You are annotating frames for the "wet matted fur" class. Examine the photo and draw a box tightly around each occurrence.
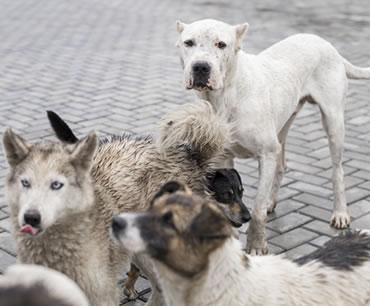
[0,264,89,306]
[112,182,370,306]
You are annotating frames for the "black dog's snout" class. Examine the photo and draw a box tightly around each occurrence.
[24,210,41,227]
[241,205,252,223]
[112,216,127,234]
[192,61,211,75]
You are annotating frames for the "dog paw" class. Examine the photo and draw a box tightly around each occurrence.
[330,212,350,229]
[122,283,138,300]
[246,238,268,255]
[267,200,278,214]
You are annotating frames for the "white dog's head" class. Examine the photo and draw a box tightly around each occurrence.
[176,19,248,92]
[2,129,97,236]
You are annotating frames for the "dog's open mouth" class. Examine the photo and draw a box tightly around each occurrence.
[20,224,41,235]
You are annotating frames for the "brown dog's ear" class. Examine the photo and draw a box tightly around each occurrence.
[70,131,98,173]
[190,204,232,240]
[2,129,30,167]
[151,181,190,206]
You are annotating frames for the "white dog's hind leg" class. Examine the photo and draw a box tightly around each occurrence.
[267,142,286,213]
[247,149,280,255]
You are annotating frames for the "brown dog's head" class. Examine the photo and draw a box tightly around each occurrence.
[111,181,233,278]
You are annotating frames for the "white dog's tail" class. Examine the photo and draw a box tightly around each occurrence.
[156,100,232,162]
[343,57,370,80]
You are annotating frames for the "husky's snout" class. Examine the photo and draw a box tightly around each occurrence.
[20,209,41,235]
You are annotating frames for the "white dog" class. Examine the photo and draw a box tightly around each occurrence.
[0,264,89,306]
[176,19,370,254]
[112,182,370,306]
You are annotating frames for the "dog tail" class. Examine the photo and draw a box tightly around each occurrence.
[342,57,370,80]
[156,100,232,162]
[47,111,79,144]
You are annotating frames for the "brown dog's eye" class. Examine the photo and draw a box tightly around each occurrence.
[217,41,227,49]
[184,40,195,47]
[224,192,233,199]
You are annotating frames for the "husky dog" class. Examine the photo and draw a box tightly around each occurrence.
[0,264,89,306]
[176,19,370,254]
[46,102,250,301]
[3,129,127,306]
[112,182,370,306]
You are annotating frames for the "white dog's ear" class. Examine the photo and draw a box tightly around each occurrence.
[235,23,249,52]
[176,20,186,33]
[235,23,249,38]
[70,131,98,173]
[2,128,30,167]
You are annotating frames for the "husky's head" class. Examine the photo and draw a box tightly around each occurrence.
[3,129,97,236]
[176,19,248,92]
[111,181,233,278]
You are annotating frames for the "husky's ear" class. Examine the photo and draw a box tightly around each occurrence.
[2,129,30,167]
[151,181,191,206]
[190,204,232,240]
[70,131,98,173]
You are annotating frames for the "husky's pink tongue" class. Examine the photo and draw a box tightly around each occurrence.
[20,224,39,235]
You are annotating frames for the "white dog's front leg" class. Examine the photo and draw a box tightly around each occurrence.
[247,151,280,255]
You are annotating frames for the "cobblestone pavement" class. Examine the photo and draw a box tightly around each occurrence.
[0,0,369,304]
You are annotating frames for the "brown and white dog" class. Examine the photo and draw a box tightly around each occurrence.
[112,181,370,306]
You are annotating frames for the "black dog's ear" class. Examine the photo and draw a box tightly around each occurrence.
[151,181,187,206]
[206,169,227,189]
[190,204,231,240]
[47,111,79,144]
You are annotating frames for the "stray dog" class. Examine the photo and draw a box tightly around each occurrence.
[112,182,370,306]
[3,129,127,306]
[46,103,250,301]
[0,264,89,306]
[176,19,370,254]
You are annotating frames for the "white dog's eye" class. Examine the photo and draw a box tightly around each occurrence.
[216,41,227,49]
[51,181,64,190]
[21,179,31,188]
[184,40,195,47]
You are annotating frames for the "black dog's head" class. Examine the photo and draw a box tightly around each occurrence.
[207,168,251,227]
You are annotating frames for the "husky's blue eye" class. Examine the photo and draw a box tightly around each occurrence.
[21,180,30,188]
[51,181,64,190]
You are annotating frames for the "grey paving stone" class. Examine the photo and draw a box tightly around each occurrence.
[299,205,332,222]
[0,250,16,273]
[289,182,332,198]
[303,220,342,237]
[267,213,312,234]
[0,232,16,256]
[283,244,318,260]
[293,193,333,211]
[309,235,332,247]
[351,213,370,229]
[268,199,306,221]
[269,228,318,250]
[349,199,370,218]
[0,218,11,232]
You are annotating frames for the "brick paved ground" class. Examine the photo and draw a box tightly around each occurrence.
[0,0,369,304]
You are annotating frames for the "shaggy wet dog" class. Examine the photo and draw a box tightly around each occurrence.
[47,103,250,301]
[112,181,370,306]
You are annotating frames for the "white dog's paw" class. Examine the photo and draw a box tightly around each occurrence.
[246,240,268,255]
[330,212,350,229]
[122,283,138,300]
[267,200,278,214]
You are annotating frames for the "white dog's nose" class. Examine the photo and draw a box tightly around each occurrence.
[111,216,127,235]
[192,61,211,75]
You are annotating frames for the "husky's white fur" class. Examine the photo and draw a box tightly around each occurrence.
[176,19,370,254]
